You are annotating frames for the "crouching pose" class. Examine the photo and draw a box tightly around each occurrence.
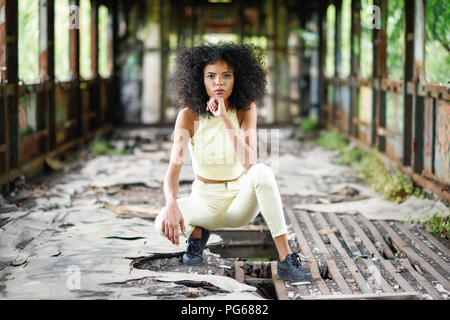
[155,43,312,284]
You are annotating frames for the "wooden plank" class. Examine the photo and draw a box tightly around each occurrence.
[343,259,374,294]
[328,213,362,257]
[397,222,450,272]
[298,210,332,260]
[400,259,444,300]
[361,259,394,293]
[234,261,244,283]
[218,259,225,276]
[416,227,450,258]
[271,261,290,300]
[344,216,416,293]
[358,215,395,259]
[285,208,330,295]
[315,212,349,258]
[301,291,422,300]
[326,260,353,294]
[316,212,370,294]
[378,220,450,290]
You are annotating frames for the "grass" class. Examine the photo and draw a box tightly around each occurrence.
[316,130,422,203]
[407,213,450,239]
[299,116,321,133]
[90,137,132,156]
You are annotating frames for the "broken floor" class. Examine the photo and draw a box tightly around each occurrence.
[0,126,448,300]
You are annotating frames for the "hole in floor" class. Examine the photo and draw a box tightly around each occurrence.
[209,229,278,260]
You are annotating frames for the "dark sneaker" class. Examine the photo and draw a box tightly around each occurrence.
[277,253,313,284]
[181,228,210,266]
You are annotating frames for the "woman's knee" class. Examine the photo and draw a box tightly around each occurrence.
[247,163,276,188]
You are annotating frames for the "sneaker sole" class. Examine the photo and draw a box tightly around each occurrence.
[277,269,312,284]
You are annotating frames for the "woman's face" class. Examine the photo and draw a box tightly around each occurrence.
[203,60,234,100]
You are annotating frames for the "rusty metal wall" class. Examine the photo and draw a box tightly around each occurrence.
[320,0,449,199]
[0,0,117,193]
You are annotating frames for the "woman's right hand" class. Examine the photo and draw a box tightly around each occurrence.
[161,202,187,245]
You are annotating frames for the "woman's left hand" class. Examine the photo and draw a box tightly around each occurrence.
[206,96,228,119]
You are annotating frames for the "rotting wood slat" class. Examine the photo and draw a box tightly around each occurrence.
[317,213,395,293]
[298,210,332,261]
[326,260,353,294]
[396,222,450,273]
[328,212,363,257]
[416,227,450,258]
[218,259,225,276]
[301,291,422,300]
[271,261,290,300]
[358,215,395,259]
[378,221,450,290]
[234,261,244,283]
[315,212,348,258]
[343,259,374,294]
[285,208,331,295]
[295,283,310,297]
[399,259,444,300]
[343,215,416,293]
[361,260,394,293]
[316,212,376,294]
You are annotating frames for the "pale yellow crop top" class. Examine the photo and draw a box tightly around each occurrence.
[188,108,245,180]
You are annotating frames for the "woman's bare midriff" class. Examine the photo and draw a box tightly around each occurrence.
[195,169,246,184]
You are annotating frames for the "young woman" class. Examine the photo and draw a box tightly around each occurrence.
[155,43,312,283]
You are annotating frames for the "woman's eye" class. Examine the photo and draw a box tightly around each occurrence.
[207,75,214,79]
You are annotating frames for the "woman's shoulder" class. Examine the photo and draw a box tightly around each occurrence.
[176,107,199,136]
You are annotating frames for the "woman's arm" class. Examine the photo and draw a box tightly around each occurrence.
[219,102,258,171]
[160,108,192,245]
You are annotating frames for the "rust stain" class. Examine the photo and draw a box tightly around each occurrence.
[436,101,450,183]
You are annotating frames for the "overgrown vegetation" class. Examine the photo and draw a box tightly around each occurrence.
[299,117,321,133]
[317,130,421,203]
[90,137,132,155]
[408,213,450,239]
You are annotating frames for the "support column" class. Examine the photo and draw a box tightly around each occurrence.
[39,0,55,151]
[372,0,387,149]
[412,0,425,174]
[402,0,414,167]
[274,1,290,123]
[69,0,81,140]
[141,0,162,124]
[318,0,327,127]
[349,0,361,137]
[333,0,342,127]
[3,0,18,172]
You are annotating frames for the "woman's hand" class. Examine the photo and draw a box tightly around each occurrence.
[161,202,186,245]
[206,96,228,118]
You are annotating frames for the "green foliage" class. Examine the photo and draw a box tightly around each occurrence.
[243,258,270,262]
[317,130,348,152]
[90,137,132,156]
[55,0,70,80]
[19,0,39,82]
[409,213,450,238]
[387,0,404,79]
[300,117,320,133]
[339,145,364,166]
[425,0,450,83]
[90,137,110,155]
[317,130,422,203]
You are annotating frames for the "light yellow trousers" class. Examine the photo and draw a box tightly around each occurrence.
[155,163,288,240]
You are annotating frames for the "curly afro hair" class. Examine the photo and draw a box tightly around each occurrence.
[172,43,267,116]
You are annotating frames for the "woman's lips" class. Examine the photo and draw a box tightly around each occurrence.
[214,89,225,94]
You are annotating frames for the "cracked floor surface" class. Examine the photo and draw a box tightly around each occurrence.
[0,126,448,299]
